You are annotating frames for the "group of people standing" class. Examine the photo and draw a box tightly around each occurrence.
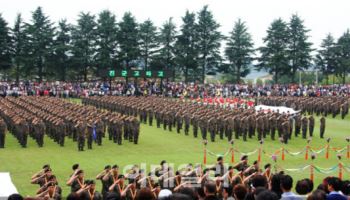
[25,157,350,200]
[0,96,140,150]
[258,96,349,119]
[83,96,329,144]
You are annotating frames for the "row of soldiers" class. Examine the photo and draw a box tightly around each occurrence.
[30,156,269,200]
[258,96,349,119]
[0,96,140,150]
[83,96,326,144]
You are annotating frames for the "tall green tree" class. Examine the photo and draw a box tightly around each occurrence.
[11,14,26,83]
[174,11,198,82]
[315,34,337,84]
[0,14,11,73]
[53,19,71,81]
[117,12,139,69]
[25,7,55,82]
[224,19,254,83]
[71,12,97,81]
[95,10,118,73]
[334,30,350,84]
[139,19,158,71]
[196,5,222,83]
[0,15,11,80]
[287,14,313,83]
[257,18,290,83]
[157,17,176,78]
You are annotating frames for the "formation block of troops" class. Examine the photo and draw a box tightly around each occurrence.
[258,96,349,119]
[83,96,327,144]
[0,96,140,150]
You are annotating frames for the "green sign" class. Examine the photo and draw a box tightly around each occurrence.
[145,71,152,77]
[121,70,128,77]
[133,70,141,77]
[157,71,164,78]
[109,70,115,77]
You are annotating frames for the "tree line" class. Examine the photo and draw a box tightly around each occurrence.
[0,6,349,84]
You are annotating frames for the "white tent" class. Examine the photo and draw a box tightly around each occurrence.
[0,172,18,198]
[255,105,300,115]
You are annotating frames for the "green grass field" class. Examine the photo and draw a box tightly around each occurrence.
[0,104,349,197]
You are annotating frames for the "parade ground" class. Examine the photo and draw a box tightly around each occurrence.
[0,107,349,197]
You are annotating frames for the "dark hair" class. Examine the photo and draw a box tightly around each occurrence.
[136,188,155,200]
[306,189,327,200]
[169,193,191,200]
[204,181,216,194]
[223,185,233,197]
[328,177,342,191]
[105,165,111,170]
[42,164,50,169]
[177,187,197,200]
[118,174,125,179]
[304,178,314,193]
[112,165,119,169]
[264,163,271,169]
[341,180,350,195]
[256,190,279,200]
[217,156,223,161]
[160,160,167,166]
[270,174,283,199]
[76,169,84,175]
[241,155,248,161]
[233,184,247,200]
[8,194,24,200]
[295,179,310,195]
[251,175,268,188]
[106,192,121,200]
[67,192,81,200]
[72,164,79,170]
[280,175,293,191]
[196,187,205,199]
[253,160,258,165]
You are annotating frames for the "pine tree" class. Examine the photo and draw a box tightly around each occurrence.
[11,14,26,83]
[257,18,290,83]
[315,34,336,84]
[158,17,176,78]
[117,12,139,69]
[71,12,97,81]
[53,19,71,81]
[287,14,313,83]
[25,7,55,82]
[139,19,159,71]
[95,10,118,73]
[174,11,198,82]
[224,19,254,83]
[196,5,222,83]
[334,30,350,84]
[0,14,11,74]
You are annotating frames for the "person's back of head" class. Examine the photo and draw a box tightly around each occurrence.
[105,192,121,200]
[295,179,310,195]
[7,194,23,200]
[306,189,327,200]
[136,188,155,200]
[270,174,283,198]
[341,180,350,196]
[251,175,268,188]
[233,184,247,200]
[67,192,81,200]
[256,190,279,200]
[327,177,342,192]
[177,187,197,200]
[280,175,293,191]
[169,193,192,200]
[204,181,216,196]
